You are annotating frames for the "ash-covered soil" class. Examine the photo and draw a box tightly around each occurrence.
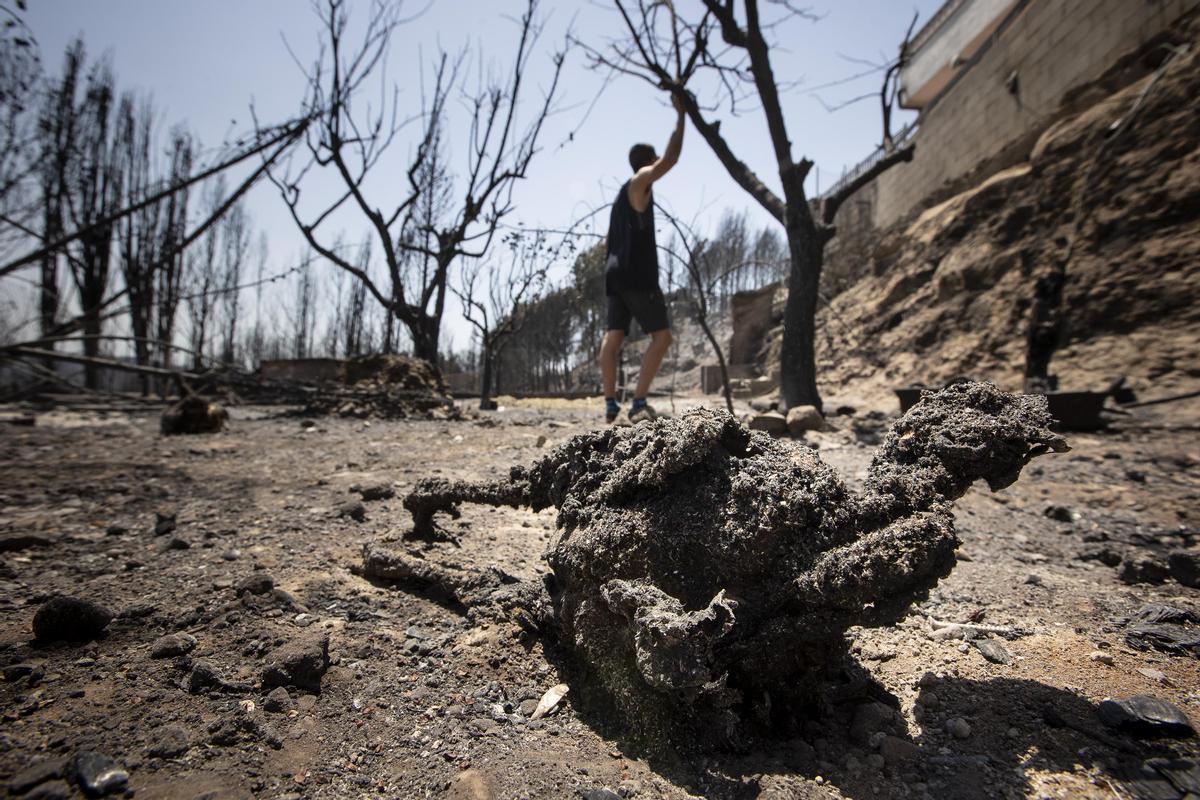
[0,397,1197,800]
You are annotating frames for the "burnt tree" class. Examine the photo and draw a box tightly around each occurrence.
[269,0,565,364]
[581,2,918,410]
[452,231,553,410]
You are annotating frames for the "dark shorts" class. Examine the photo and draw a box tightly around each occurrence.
[606,287,670,335]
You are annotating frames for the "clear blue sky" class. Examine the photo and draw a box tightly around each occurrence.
[24,0,941,352]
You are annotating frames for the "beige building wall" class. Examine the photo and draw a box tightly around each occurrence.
[870,0,1199,229]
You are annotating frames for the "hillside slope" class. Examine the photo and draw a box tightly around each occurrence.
[806,23,1200,404]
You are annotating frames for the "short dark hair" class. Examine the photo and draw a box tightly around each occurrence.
[629,143,656,171]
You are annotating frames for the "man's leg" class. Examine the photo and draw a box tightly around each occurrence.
[600,329,625,398]
[634,328,672,399]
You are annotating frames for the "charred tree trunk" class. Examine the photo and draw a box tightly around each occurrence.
[779,214,823,411]
[411,315,440,365]
[478,348,494,410]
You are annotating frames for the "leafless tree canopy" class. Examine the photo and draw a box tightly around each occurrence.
[269,0,566,364]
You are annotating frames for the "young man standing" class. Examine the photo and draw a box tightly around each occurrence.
[600,94,685,424]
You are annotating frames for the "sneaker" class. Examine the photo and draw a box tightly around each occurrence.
[605,399,621,424]
[629,402,657,423]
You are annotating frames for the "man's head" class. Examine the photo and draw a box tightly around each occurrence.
[629,143,657,172]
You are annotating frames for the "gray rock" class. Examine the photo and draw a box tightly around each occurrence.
[0,532,53,552]
[150,632,196,659]
[1119,554,1170,585]
[337,500,366,522]
[785,405,824,434]
[747,410,787,436]
[263,686,293,713]
[353,483,395,502]
[517,698,539,717]
[153,512,177,536]
[879,735,920,764]
[1097,695,1195,738]
[187,659,229,694]
[850,701,896,746]
[72,751,129,797]
[146,724,191,758]
[32,596,112,642]
[1043,505,1074,523]
[946,717,972,739]
[972,638,1013,665]
[262,632,330,692]
[1168,550,1200,588]
[234,573,275,596]
[581,790,622,800]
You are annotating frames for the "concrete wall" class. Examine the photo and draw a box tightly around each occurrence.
[870,0,1199,229]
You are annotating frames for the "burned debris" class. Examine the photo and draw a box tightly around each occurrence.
[399,382,1067,750]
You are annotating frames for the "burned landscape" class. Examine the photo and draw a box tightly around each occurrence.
[2,0,1200,798]
[1,390,1198,799]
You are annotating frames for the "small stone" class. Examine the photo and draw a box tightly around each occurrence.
[1119,554,1170,585]
[471,717,499,733]
[1137,667,1170,685]
[785,405,824,434]
[264,686,293,713]
[972,639,1013,665]
[849,701,896,746]
[1079,546,1123,567]
[536,435,548,448]
[866,753,885,769]
[879,735,919,764]
[150,632,197,659]
[234,573,275,596]
[1043,505,1074,523]
[1088,650,1114,666]
[160,535,190,551]
[262,633,330,692]
[0,532,53,552]
[153,512,177,536]
[105,524,128,536]
[72,751,129,797]
[946,717,972,739]
[747,411,787,436]
[1168,550,1200,588]
[187,659,228,694]
[517,698,539,717]
[1097,695,1194,738]
[1024,573,1043,586]
[146,724,191,758]
[353,483,395,502]
[32,596,113,642]
[919,691,940,709]
[337,500,366,522]
[581,790,621,800]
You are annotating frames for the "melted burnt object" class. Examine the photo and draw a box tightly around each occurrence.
[404,382,1067,751]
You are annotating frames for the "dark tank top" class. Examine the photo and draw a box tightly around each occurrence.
[605,181,659,295]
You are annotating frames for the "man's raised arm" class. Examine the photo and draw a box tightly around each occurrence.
[632,94,686,195]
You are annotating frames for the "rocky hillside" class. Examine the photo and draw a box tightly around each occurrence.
[794,17,1200,404]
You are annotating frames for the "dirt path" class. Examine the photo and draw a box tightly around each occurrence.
[0,397,1197,799]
